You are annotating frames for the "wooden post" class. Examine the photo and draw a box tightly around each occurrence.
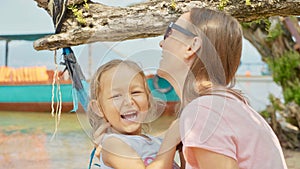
[88,44,92,79]
[5,40,9,66]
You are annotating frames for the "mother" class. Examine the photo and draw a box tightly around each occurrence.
[158,7,287,169]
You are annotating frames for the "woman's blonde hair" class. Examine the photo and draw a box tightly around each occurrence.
[183,8,245,103]
[88,59,155,142]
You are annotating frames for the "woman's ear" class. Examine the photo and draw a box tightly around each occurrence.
[184,37,202,60]
[90,100,104,118]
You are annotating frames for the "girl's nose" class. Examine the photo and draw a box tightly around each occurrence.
[123,95,134,106]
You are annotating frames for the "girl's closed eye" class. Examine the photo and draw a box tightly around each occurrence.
[110,94,122,99]
[131,90,144,95]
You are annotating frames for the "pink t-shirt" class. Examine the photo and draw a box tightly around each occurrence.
[180,94,287,169]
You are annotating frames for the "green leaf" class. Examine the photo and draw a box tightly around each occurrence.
[245,0,251,5]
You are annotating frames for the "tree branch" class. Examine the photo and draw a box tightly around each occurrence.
[33,0,300,50]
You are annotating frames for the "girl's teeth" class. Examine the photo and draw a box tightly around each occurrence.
[121,112,137,121]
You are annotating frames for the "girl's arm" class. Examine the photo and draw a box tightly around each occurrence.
[102,120,180,169]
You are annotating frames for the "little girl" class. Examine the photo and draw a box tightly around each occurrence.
[87,59,180,169]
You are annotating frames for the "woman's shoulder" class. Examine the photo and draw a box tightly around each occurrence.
[187,91,244,108]
[185,95,219,108]
[182,93,240,118]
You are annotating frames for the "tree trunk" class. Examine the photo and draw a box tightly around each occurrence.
[33,0,300,50]
[242,16,299,60]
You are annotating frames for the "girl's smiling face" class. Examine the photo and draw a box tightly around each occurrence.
[98,65,149,135]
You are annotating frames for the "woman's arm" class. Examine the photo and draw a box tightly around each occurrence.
[154,119,181,168]
[189,147,239,169]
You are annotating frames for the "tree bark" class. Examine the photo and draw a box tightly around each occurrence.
[242,16,299,60]
[33,0,300,50]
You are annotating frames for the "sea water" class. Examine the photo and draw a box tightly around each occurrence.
[235,76,283,112]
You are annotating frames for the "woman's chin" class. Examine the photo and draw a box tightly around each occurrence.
[157,69,170,81]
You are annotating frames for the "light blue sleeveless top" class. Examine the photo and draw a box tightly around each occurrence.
[99,133,162,169]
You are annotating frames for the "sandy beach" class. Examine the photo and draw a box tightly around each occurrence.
[283,149,300,169]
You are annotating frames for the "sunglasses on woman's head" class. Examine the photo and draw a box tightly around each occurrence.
[164,22,196,40]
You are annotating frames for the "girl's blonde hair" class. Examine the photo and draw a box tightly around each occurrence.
[88,59,155,142]
[183,8,245,104]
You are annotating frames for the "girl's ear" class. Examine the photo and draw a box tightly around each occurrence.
[90,100,104,118]
[184,37,202,61]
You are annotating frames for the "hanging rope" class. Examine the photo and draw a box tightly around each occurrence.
[50,50,63,140]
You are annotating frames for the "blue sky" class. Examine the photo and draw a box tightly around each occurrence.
[0,0,266,78]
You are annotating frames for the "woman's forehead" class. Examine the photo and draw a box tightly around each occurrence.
[176,12,191,25]
[180,12,191,20]
[175,13,207,38]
